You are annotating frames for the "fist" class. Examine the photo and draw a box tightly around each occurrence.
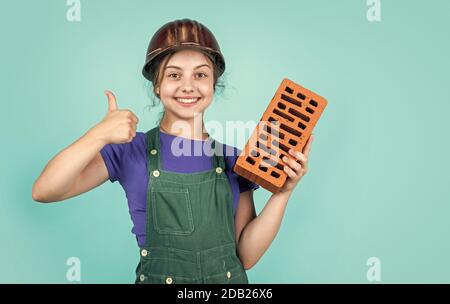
[94,90,139,144]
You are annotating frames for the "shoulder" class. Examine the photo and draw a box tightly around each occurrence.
[126,131,147,154]
[222,144,241,169]
[99,132,147,182]
[102,132,146,156]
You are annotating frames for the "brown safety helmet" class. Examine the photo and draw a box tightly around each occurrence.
[142,18,226,81]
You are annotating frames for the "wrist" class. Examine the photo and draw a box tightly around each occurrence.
[273,188,293,198]
[86,125,109,146]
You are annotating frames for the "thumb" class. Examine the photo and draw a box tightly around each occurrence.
[104,90,118,112]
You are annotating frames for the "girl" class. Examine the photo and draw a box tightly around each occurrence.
[32,18,314,284]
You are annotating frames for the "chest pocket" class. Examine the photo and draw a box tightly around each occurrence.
[151,187,194,235]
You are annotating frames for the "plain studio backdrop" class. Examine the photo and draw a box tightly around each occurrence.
[1,0,449,283]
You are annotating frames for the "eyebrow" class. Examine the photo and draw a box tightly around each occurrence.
[165,64,211,70]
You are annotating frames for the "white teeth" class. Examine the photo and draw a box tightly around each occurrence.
[176,98,199,104]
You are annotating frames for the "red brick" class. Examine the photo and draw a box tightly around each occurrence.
[232,78,328,194]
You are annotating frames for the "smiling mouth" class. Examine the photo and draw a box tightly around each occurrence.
[174,97,201,105]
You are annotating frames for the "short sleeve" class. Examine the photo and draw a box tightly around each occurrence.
[99,143,126,183]
[237,174,260,193]
[229,146,260,193]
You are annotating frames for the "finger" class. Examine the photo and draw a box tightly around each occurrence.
[282,155,302,172]
[127,130,136,142]
[302,134,314,158]
[122,111,138,124]
[104,90,118,112]
[288,149,308,166]
[126,114,137,125]
[283,165,297,179]
[131,114,139,124]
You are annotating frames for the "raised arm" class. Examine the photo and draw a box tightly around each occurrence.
[32,91,139,203]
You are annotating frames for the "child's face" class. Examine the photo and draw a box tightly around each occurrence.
[159,49,214,121]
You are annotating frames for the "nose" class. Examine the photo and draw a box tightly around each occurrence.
[180,77,195,94]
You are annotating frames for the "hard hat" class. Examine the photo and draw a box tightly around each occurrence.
[142,18,226,81]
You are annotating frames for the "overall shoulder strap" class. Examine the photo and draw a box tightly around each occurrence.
[145,126,160,150]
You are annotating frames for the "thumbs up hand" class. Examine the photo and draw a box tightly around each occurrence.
[91,90,139,145]
[106,90,119,112]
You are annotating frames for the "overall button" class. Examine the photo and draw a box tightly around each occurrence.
[150,149,157,155]
[227,271,231,279]
[215,167,223,174]
[139,274,145,282]
[141,249,148,257]
[153,170,160,177]
[165,277,173,284]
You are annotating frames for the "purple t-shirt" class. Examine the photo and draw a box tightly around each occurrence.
[100,130,259,247]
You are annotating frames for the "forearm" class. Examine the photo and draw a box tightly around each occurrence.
[32,127,106,201]
[237,189,293,269]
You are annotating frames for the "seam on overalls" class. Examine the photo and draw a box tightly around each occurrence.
[197,252,202,280]
[202,264,244,281]
[141,257,197,264]
[151,189,188,194]
[145,272,198,281]
[151,190,195,235]
[151,177,227,187]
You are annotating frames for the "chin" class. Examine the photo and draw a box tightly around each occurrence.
[173,103,211,115]
[178,109,205,120]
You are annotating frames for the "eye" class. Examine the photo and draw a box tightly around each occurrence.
[197,72,208,78]
[168,73,180,79]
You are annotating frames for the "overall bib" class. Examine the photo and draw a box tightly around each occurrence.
[135,126,249,284]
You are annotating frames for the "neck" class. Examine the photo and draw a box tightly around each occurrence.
[159,112,209,141]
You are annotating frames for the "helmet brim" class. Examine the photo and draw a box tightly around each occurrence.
[142,45,225,81]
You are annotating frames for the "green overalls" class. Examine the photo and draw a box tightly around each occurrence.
[135,126,249,284]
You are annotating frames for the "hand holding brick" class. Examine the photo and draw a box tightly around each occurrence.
[232,78,328,194]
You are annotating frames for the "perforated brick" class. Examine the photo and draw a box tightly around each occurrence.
[232,78,328,194]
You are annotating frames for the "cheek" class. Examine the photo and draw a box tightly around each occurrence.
[199,82,214,97]
[159,83,176,97]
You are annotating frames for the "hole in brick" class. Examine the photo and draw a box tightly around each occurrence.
[268,117,278,125]
[310,99,318,107]
[271,171,280,178]
[272,139,291,154]
[246,157,255,165]
[250,150,260,157]
[263,124,276,135]
[288,108,310,122]
[281,94,302,108]
[262,157,275,166]
[257,141,277,156]
[258,164,268,172]
[277,102,286,110]
[273,109,295,122]
[289,139,298,146]
[259,133,268,141]
[297,92,306,100]
[298,122,306,130]
[285,86,293,94]
[263,124,285,140]
[280,123,301,137]
[306,107,314,114]
[262,156,283,171]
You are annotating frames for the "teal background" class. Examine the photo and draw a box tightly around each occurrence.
[1,0,449,283]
